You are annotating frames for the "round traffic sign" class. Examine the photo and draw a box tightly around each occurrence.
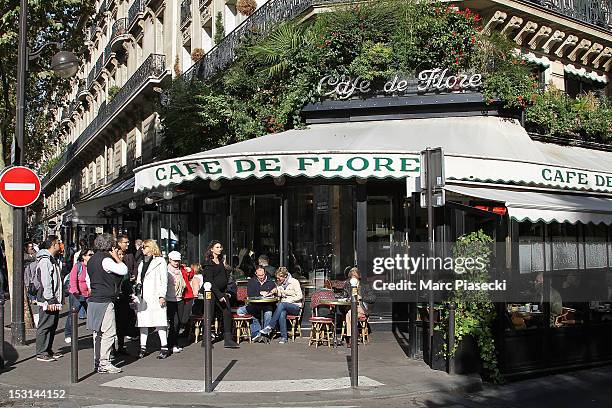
[47,220,57,229]
[0,166,41,207]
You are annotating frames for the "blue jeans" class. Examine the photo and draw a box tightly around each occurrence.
[237,306,272,338]
[267,302,300,340]
[64,294,88,339]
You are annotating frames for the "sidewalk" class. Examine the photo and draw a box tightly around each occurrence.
[0,313,481,407]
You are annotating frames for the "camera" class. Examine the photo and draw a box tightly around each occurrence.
[133,283,142,297]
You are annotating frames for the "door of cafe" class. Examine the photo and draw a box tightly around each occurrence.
[230,195,283,278]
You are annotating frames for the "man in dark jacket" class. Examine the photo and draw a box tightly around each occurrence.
[87,233,128,373]
[237,265,275,342]
[35,235,63,362]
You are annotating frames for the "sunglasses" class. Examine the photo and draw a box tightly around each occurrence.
[84,253,94,257]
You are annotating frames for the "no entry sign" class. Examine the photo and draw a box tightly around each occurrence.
[0,166,41,207]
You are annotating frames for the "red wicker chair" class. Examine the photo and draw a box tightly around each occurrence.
[308,290,336,348]
[232,286,252,344]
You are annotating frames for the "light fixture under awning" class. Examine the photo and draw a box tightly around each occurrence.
[446,184,612,225]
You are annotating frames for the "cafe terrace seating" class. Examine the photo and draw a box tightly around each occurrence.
[286,296,305,342]
[232,286,253,344]
[341,315,371,345]
[309,290,336,348]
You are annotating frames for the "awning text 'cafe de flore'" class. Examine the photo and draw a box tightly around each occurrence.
[133,69,612,377]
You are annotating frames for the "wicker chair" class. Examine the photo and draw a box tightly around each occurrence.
[232,286,252,344]
[341,314,371,345]
[286,295,305,342]
[308,290,336,348]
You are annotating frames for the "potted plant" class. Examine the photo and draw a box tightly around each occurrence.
[236,0,257,16]
[437,230,503,383]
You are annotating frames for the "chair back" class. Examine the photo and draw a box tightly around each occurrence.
[236,286,248,303]
[310,290,335,313]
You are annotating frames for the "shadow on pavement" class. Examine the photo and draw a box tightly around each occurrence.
[212,359,237,391]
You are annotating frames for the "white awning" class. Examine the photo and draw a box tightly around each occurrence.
[446,184,612,225]
[134,116,538,192]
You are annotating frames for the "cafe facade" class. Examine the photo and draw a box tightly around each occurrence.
[129,69,612,377]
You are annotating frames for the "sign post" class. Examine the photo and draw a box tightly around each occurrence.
[0,166,41,346]
[420,148,445,366]
[203,282,213,393]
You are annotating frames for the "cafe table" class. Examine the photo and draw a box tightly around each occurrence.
[318,298,352,347]
[246,297,279,341]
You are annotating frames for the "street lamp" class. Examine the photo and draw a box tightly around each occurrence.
[11,0,80,345]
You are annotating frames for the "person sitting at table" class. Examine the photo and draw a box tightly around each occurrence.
[260,267,303,344]
[236,265,276,342]
[343,267,376,348]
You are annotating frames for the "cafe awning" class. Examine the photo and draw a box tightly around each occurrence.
[445,184,612,225]
[134,116,540,192]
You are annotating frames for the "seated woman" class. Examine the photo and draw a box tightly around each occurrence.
[259,267,303,343]
[343,267,376,347]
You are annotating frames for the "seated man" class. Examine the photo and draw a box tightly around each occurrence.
[260,267,303,344]
[236,265,275,342]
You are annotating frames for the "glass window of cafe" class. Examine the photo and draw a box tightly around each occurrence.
[508,221,612,331]
[195,184,356,286]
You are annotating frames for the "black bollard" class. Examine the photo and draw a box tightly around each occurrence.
[71,307,79,383]
[0,298,5,369]
[203,283,213,393]
[447,302,456,375]
[350,279,358,388]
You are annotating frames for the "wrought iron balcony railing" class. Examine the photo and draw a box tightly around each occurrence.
[128,0,145,29]
[97,0,108,15]
[525,0,612,28]
[199,0,209,8]
[112,18,128,39]
[181,0,192,28]
[43,54,167,187]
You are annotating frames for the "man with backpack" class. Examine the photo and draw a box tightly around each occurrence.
[35,235,64,362]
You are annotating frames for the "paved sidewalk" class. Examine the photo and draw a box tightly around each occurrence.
[0,317,481,407]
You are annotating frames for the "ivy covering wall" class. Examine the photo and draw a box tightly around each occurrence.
[160,0,611,158]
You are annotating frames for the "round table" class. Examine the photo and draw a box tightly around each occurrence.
[246,297,279,340]
[247,297,279,304]
[319,299,351,347]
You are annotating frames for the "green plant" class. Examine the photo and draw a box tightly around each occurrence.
[478,34,538,108]
[349,41,393,80]
[214,12,225,45]
[525,89,612,142]
[437,230,503,383]
[107,85,121,101]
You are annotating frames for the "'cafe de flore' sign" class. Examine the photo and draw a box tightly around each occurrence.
[318,68,483,100]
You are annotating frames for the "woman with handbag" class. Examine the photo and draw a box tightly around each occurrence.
[64,247,93,343]
[201,240,239,348]
[135,239,170,359]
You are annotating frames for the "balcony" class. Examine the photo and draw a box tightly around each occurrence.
[128,0,146,30]
[200,0,212,26]
[524,0,612,29]
[111,18,128,48]
[43,54,168,188]
[77,82,89,101]
[181,0,192,28]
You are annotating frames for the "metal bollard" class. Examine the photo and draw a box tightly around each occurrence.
[71,307,79,383]
[448,302,456,375]
[0,298,5,369]
[203,282,213,393]
[350,278,359,388]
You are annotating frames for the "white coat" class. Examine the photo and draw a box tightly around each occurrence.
[136,256,168,328]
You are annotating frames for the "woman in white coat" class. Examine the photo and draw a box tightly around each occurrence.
[136,239,170,359]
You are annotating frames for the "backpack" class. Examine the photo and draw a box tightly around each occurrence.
[24,261,40,297]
